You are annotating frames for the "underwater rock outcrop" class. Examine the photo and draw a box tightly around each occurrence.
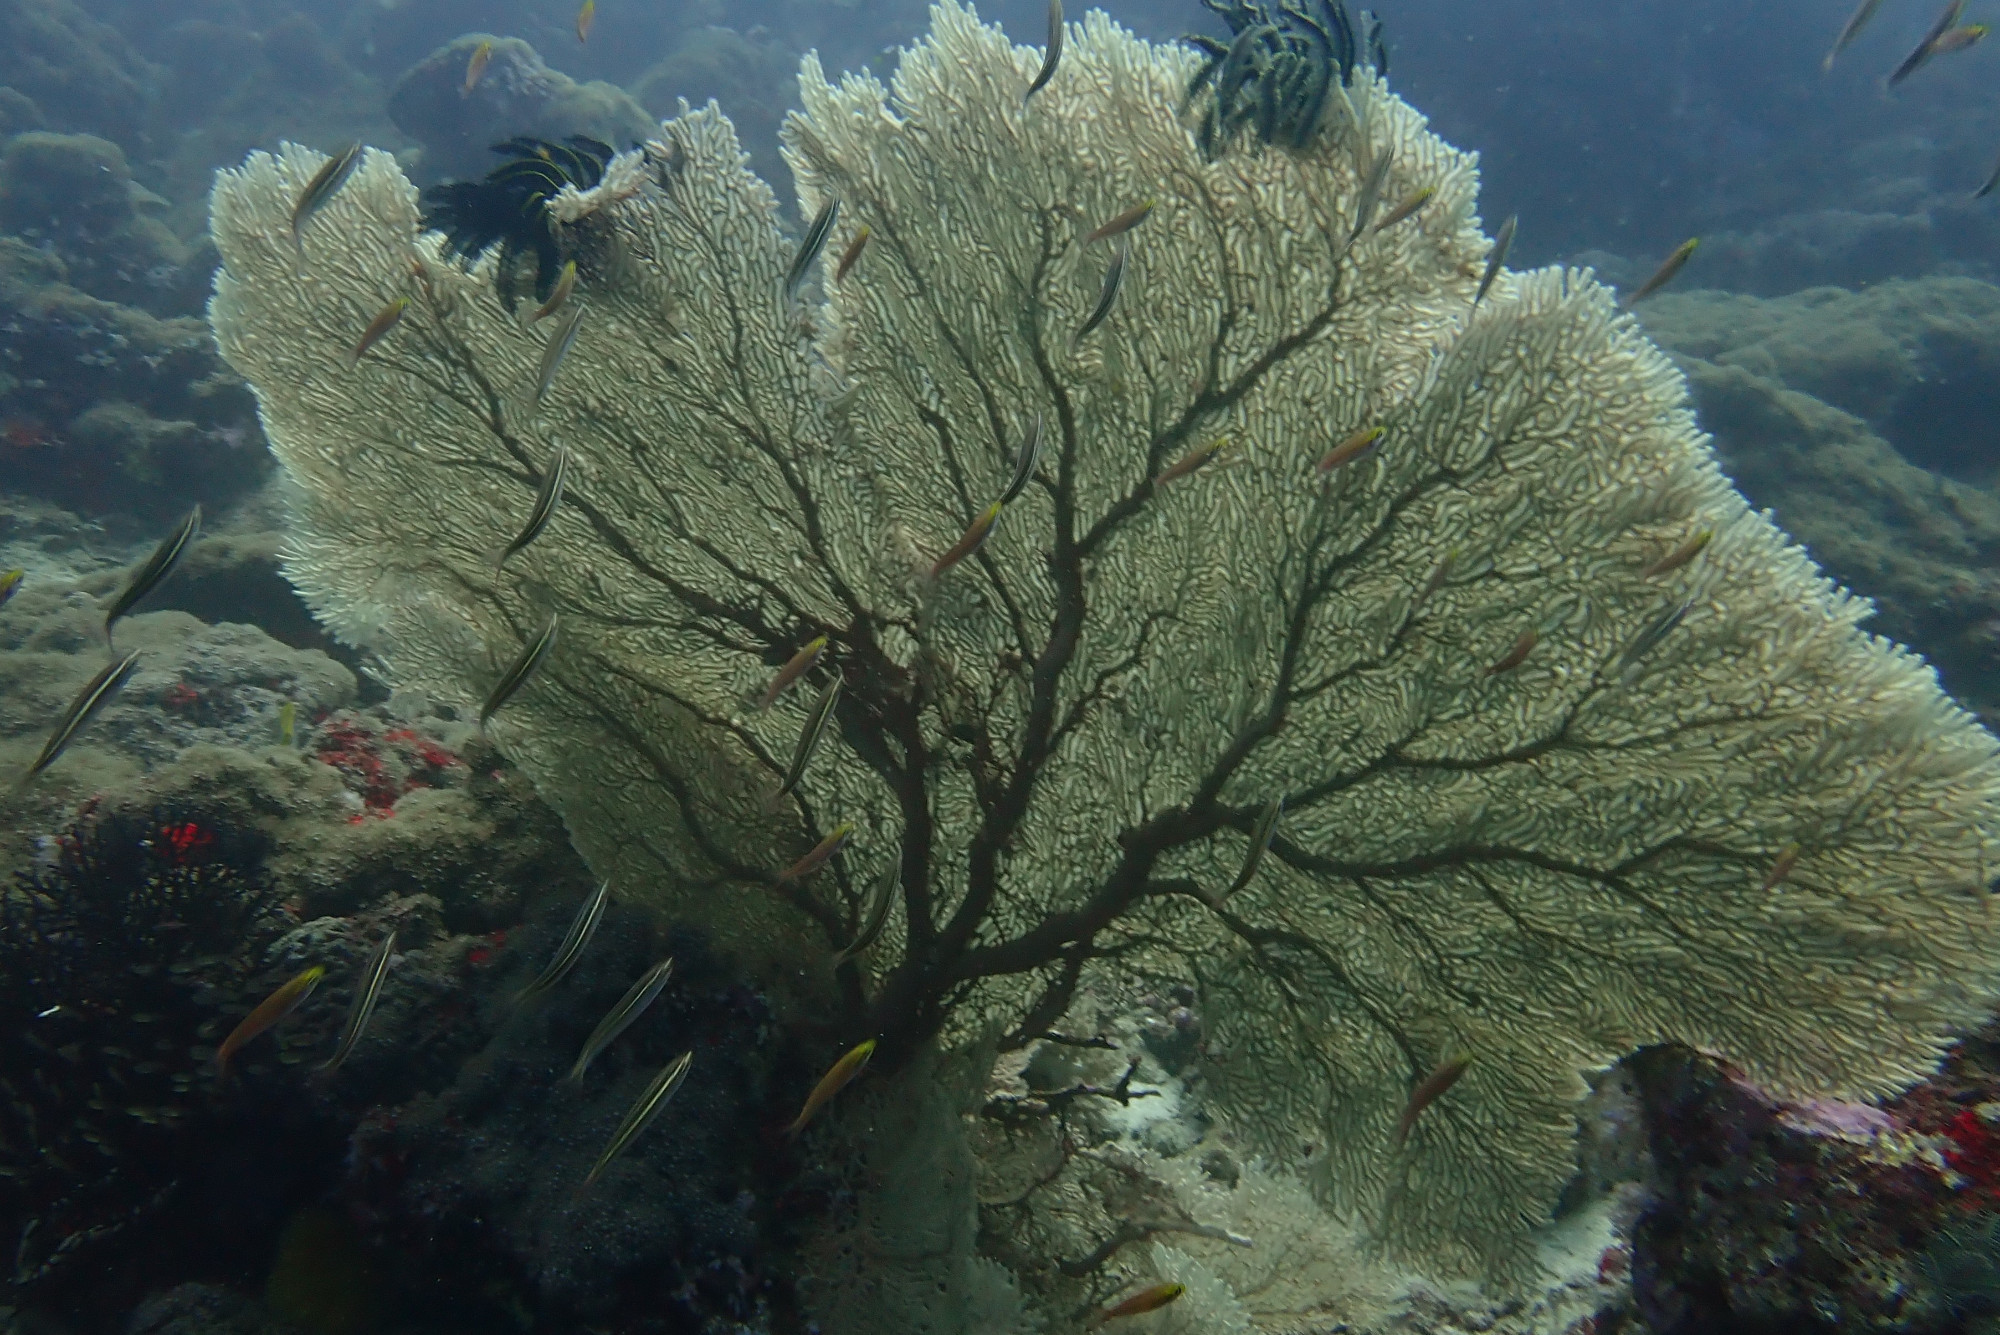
[0,0,155,150]
[0,132,186,309]
[629,28,798,191]
[1624,1033,2000,1334]
[345,919,778,1330]
[0,601,352,799]
[388,36,654,185]
[0,235,266,520]
[1638,278,2000,713]
[209,0,2000,1302]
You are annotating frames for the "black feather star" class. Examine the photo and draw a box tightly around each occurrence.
[421,136,614,311]
[1181,0,1387,158]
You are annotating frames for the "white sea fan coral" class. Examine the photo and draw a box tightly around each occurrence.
[209,0,2000,1284]
[1148,1242,1253,1335]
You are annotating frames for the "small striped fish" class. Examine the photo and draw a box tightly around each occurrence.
[582,1050,694,1189]
[566,957,675,1082]
[105,506,200,651]
[19,650,142,788]
[318,930,397,1073]
[518,880,611,1002]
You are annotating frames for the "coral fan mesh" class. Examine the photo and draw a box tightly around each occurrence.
[208,0,2000,1278]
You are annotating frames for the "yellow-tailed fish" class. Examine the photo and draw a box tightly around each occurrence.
[1761,843,1802,892]
[1346,149,1394,245]
[567,957,674,1082]
[534,305,586,408]
[777,822,854,885]
[1623,238,1698,307]
[1889,0,1966,84]
[277,701,296,747]
[463,40,494,95]
[832,855,899,967]
[290,143,362,247]
[496,446,569,567]
[0,569,22,608]
[581,1050,693,1189]
[1023,0,1063,103]
[758,635,829,711]
[1929,22,1989,57]
[1000,413,1045,506]
[1372,184,1435,234]
[480,614,559,728]
[318,930,396,1074]
[784,198,840,306]
[216,965,325,1078]
[783,1037,875,1138]
[1154,437,1230,487]
[1393,1051,1472,1146]
[1413,547,1460,610]
[1639,527,1713,579]
[1216,797,1282,903]
[833,225,871,284]
[575,0,595,43]
[1824,0,1887,70]
[1086,200,1155,245]
[1616,597,1693,682]
[526,260,578,325]
[349,297,409,366]
[1484,628,1538,677]
[1075,238,1128,343]
[1088,1283,1186,1327]
[1473,214,1516,307]
[105,505,200,651]
[19,650,142,788]
[1317,424,1384,474]
[930,501,1004,580]
[518,880,611,1001]
[776,676,843,801]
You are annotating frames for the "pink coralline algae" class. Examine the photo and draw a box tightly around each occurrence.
[1628,1043,1968,1333]
[1941,1106,2000,1201]
[1781,1096,1901,1141]
[312,714,467,817]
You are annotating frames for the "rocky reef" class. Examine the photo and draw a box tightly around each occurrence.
[1636,276,2000,715]
[386,35,654,186]
[0,132,261,522]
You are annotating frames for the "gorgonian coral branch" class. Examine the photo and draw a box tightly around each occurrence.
[211,0,2000,1280]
